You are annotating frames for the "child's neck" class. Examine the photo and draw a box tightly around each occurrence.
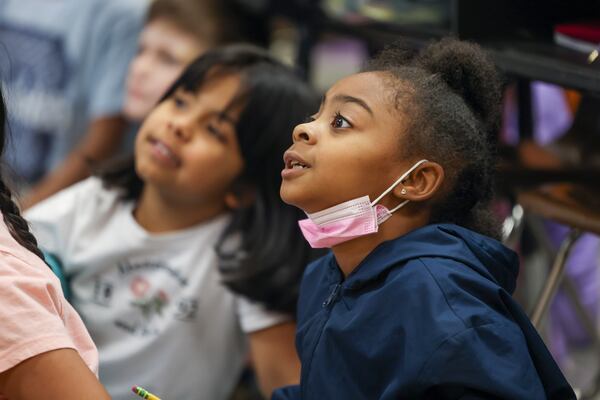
[332,215,427,278]
[134,185,227,234]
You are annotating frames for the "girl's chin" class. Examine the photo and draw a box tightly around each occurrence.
[279,185,305,209]
[134,162,164,184]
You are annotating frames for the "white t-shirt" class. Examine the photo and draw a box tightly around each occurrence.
[26,177,288,400]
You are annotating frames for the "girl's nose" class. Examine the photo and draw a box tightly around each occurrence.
[292,122,317,144]
[167,119,192,141]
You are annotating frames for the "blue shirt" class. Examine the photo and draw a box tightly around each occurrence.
[0,0,146,182]
[273,224,575,400]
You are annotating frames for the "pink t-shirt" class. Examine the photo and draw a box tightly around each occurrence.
[0,215,98,398]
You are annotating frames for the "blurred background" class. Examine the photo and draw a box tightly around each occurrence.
[2,0,600,398]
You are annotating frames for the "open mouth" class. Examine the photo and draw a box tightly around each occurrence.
[148,136,181,167]
[284,151,311,170]
[288,160,309,169]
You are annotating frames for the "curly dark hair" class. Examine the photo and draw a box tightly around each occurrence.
[0,88,46,260]
[365,38,503,239]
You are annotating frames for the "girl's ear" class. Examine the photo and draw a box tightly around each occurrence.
[224,185,256,209]
[392,161,444,202]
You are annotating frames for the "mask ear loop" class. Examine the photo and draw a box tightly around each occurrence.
[371,159,429,207]
[388,199,410,213]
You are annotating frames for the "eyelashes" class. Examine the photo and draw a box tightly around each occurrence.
[172,93,191,109]
[303,112,352,129]
[173,97,186,109]
[332,112,351,129]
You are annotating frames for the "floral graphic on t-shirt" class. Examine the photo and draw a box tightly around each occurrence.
[130,277,169,320]
[130,275,151,298]
[111,259,197,335]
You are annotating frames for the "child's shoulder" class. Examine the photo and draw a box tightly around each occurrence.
[55,176,120,208]
[77,176,122,207]
[387,256,514,329]
[369,224,518,326]
[25,176,127,227]
[0,216,63,294]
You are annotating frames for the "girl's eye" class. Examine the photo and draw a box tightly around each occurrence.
[173,95,188,109]
[207,124,227,143]
[331,113,351,129]
[158,50,180,66]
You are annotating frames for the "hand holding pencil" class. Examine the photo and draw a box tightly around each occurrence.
[132,386,162,400]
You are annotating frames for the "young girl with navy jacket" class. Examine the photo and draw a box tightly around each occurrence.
[274,39,575,400]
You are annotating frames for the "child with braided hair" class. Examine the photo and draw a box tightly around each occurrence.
[0,84,110,398]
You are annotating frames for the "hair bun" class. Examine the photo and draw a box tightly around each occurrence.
[415,38,502,137]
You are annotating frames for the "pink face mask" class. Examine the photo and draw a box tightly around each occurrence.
[298,160,428,248]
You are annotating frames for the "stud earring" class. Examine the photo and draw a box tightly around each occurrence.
[401,188,407,195]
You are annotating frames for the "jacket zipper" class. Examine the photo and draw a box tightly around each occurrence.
[322,283,342,308]
[301,283,343,397]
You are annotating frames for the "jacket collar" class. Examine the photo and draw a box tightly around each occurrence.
[324,224,518,292]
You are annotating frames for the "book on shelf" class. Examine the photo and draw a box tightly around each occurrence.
[554,21,600,53]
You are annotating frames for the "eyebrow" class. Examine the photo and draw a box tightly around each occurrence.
[177,87,239,126]
[327,93,374,117]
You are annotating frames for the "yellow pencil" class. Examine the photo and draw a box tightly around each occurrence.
[131,385,162,400]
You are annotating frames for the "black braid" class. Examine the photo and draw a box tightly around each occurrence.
[0,178,45,260]
[1,84,46,261]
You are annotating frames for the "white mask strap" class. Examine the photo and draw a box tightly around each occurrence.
[388,199,410,214]
[371,159,428,206]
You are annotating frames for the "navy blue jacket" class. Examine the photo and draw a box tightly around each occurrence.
[272,224,575,400]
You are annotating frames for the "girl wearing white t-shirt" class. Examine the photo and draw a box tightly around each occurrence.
[0,81,110,399]
[26,45,320,400]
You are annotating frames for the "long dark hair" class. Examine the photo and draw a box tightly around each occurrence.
[0,87,45,260]
[100,45,322,314]
[366,38,502,239]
